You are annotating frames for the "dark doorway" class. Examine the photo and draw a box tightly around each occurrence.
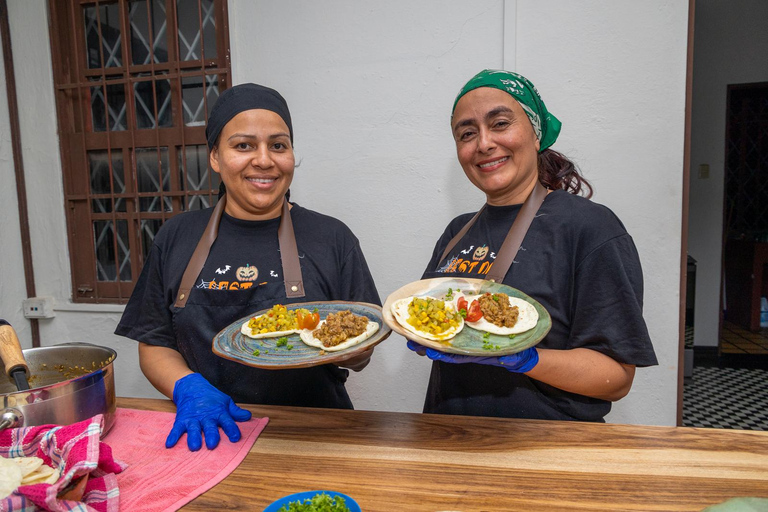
[722,82,768,363]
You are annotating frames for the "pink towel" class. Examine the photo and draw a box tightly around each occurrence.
[104,407,268,512]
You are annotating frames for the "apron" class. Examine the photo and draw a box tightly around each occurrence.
[423,181,556,418]
[169,196,352,408]
[438,181,548,280]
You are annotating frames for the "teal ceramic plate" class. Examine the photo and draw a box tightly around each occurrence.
[383,277,551,356]
[263,490,360,512]
[212,301,391,369]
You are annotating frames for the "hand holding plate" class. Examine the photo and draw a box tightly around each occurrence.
[335,347,375,372]
[407,341,539,373]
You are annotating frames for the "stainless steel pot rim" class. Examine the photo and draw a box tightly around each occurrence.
[1,342,117,397]
[17,342,117,358]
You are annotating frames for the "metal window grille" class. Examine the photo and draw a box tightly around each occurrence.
[725,82,768,240]
[49,0,229,302]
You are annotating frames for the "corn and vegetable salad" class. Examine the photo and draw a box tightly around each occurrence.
[406,297,462,336]
[247,305,311,335]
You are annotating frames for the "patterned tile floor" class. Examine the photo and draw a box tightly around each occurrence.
[721,321,768,354]
[682,366,768,430]
[682,323,768,430]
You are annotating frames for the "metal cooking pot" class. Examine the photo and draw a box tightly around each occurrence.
[0,337,117,436]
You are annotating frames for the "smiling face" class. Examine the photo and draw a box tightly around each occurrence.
[452,87,541,205]
[209,109,295,220]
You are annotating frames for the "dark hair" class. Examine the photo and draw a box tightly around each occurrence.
[537,149,592,198]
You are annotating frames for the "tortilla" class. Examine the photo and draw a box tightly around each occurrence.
[240,305,303,339]
[299,320,379,352]
[0,457,22,499]
[391,296,464,341]
[240,322,297,340]
[0,455,61,498]
[19,458,59,485]
[457,293,538,335]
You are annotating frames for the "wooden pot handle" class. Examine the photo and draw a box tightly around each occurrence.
[0,324,30,379]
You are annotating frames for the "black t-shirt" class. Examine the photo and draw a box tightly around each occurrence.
[421,190,657,422]
[116,203,380,408]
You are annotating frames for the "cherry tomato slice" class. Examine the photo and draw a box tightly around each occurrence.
[297,310,309,329]
[457,297,468,315]
[465,300,483,322]
[306,312,320,329]
[297,310,320,330]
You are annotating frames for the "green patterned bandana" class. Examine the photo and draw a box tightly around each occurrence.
[452,69,561,152]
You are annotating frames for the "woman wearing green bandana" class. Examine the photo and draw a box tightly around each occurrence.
[408,70,658,422]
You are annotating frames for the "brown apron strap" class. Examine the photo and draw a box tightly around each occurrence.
[438,182,548,283]
[278,198,305,298]
[439,205,487,263]
[174,195,227,308]
[174,196,305,308]
[485,181,548,283]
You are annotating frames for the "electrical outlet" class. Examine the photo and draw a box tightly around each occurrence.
[22,297,56,319]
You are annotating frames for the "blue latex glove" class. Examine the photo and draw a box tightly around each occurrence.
[166,373,252,451]
[407,340,539,373]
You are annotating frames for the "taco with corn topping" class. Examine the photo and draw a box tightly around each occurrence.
[390,296,464,341]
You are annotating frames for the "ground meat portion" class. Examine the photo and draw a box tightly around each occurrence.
[313,310,369,347]
[477,293,519,328]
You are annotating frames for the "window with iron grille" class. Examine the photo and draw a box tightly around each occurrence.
[49,0,229,302]
[725,82,768,241]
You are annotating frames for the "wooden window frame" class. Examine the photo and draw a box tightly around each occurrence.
[48,0,230,303]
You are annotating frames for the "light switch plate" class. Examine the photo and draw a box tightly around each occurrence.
[22,297,56,318]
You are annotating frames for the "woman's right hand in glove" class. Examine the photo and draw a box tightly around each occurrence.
[165,373,252,451]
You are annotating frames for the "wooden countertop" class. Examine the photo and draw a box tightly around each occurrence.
[117,397,768,511]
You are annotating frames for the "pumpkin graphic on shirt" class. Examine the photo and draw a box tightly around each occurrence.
[236,264,258,282]
[473,245,489,261]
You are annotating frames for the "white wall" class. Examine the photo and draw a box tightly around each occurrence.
[514,1,687,424]
[0,6,27,338]
[1,0,687,425]
[688,0,768,347]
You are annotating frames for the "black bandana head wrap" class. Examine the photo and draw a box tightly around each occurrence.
[205,83,293,150]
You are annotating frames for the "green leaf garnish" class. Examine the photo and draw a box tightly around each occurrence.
[277,491,350,512]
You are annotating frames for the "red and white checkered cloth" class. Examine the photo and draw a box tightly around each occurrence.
[0,414,126,512]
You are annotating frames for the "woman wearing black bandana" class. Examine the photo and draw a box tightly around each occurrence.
[116,84,380,451]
